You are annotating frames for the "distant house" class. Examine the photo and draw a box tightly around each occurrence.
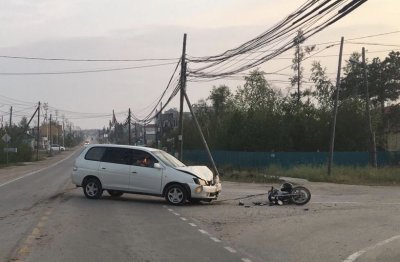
[157,108,179,130]
[144,124,156,146]
[39,123,62,149]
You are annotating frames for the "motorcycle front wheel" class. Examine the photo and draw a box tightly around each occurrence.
[290,186,311,205]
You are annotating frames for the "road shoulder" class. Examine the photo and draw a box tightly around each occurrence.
[0,148,81,186]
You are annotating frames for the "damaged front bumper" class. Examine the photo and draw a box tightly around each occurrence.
[189,182,222,200]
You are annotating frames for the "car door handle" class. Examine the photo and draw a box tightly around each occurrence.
[101,167,106,170]
[131,171,137,174]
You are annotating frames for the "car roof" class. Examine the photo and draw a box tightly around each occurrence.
[87,144,160,152]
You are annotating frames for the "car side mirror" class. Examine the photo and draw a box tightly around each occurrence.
[153,163,163,169]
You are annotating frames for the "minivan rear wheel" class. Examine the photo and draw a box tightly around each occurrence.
[165,184,187,205]
[83,178,103,199]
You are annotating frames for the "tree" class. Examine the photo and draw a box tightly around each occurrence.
[234,69,278,112]
[290,30,315,103]
[208,85,233,117]
[310,61,335,110]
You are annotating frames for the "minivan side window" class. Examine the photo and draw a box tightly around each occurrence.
[85,147,107,161]
[101,147,133,165]
[132,150,158,168]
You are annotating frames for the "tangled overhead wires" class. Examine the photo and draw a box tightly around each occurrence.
[127,58,182,125]
[187,0,368,80]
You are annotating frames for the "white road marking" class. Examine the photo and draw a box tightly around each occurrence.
[180,217,187,221]
[210,237,221,243]
[241,259,253,262]
[343,235,400,262]
[198,229,209,235]
[172,212,180,216]
[224,246,237,253]
[313,202,361,204]
[189,223,197,227]
[0,150,77,188]
[167,209,174,212]
[162,205,167,208]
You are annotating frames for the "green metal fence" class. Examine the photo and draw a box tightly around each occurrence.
[183,150,400,168]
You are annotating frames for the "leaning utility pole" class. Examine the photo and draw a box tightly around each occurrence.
[328,37,344,176]
[36,102,40,161]
[362,47,377,167]
[178,33,187,160]
[128,108,131,145]
[182,78,220,180]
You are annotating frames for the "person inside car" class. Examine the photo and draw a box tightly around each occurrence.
[138,155,152,167]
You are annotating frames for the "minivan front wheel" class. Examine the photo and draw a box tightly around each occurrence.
[83,178,103,199]
[165,184,187,205]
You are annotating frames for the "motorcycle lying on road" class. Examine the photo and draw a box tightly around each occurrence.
[268,182,311,205]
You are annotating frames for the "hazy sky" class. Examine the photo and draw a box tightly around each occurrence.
[0,0,399,129]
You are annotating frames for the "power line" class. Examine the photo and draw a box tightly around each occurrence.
[346,41,400,48]
[188,0,367,80]
[0,55,179,62]
[0,61,178,75]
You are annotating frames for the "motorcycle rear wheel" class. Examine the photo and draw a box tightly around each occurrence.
[290,186,311,205]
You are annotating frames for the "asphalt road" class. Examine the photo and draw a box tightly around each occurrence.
[2,151,400,262]
[0,151,249,262]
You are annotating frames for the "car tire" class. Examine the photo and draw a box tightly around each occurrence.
[107,190,124,197]
[165,184,187,205]
[83,178,103,199]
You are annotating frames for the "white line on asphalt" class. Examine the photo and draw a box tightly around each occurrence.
[0,150,78,188]
[210,237,221,243]
[224,246,237,253]
[313,202,361,204]
[172,212,180,216]
[241,259,253,262]
[198,229,208,235]
[167,209,174,212]
[343,235,400,262]
[162,205,167,208]
[189,223,197,227]
[180,217,187,221]
[313,201,400,205]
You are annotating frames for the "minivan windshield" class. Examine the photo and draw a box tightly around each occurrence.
[152,150,186,168]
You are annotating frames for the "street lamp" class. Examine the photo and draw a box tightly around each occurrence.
[349,47,377,167]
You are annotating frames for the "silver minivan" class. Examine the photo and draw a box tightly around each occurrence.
[71,144,221,205]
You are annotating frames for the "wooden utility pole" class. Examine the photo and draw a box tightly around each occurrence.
[62,119,65,147]
[49,114,52,152]
[128,108,131,145]
[36,102,40,161]
[178,33,187,160]
[297,44,301,103]
[9,106,12,127]
[160,102,163,148]
[143,123,147,145]
[134,122,138,145]
[328,37,344,176]
[362,47,377,167]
